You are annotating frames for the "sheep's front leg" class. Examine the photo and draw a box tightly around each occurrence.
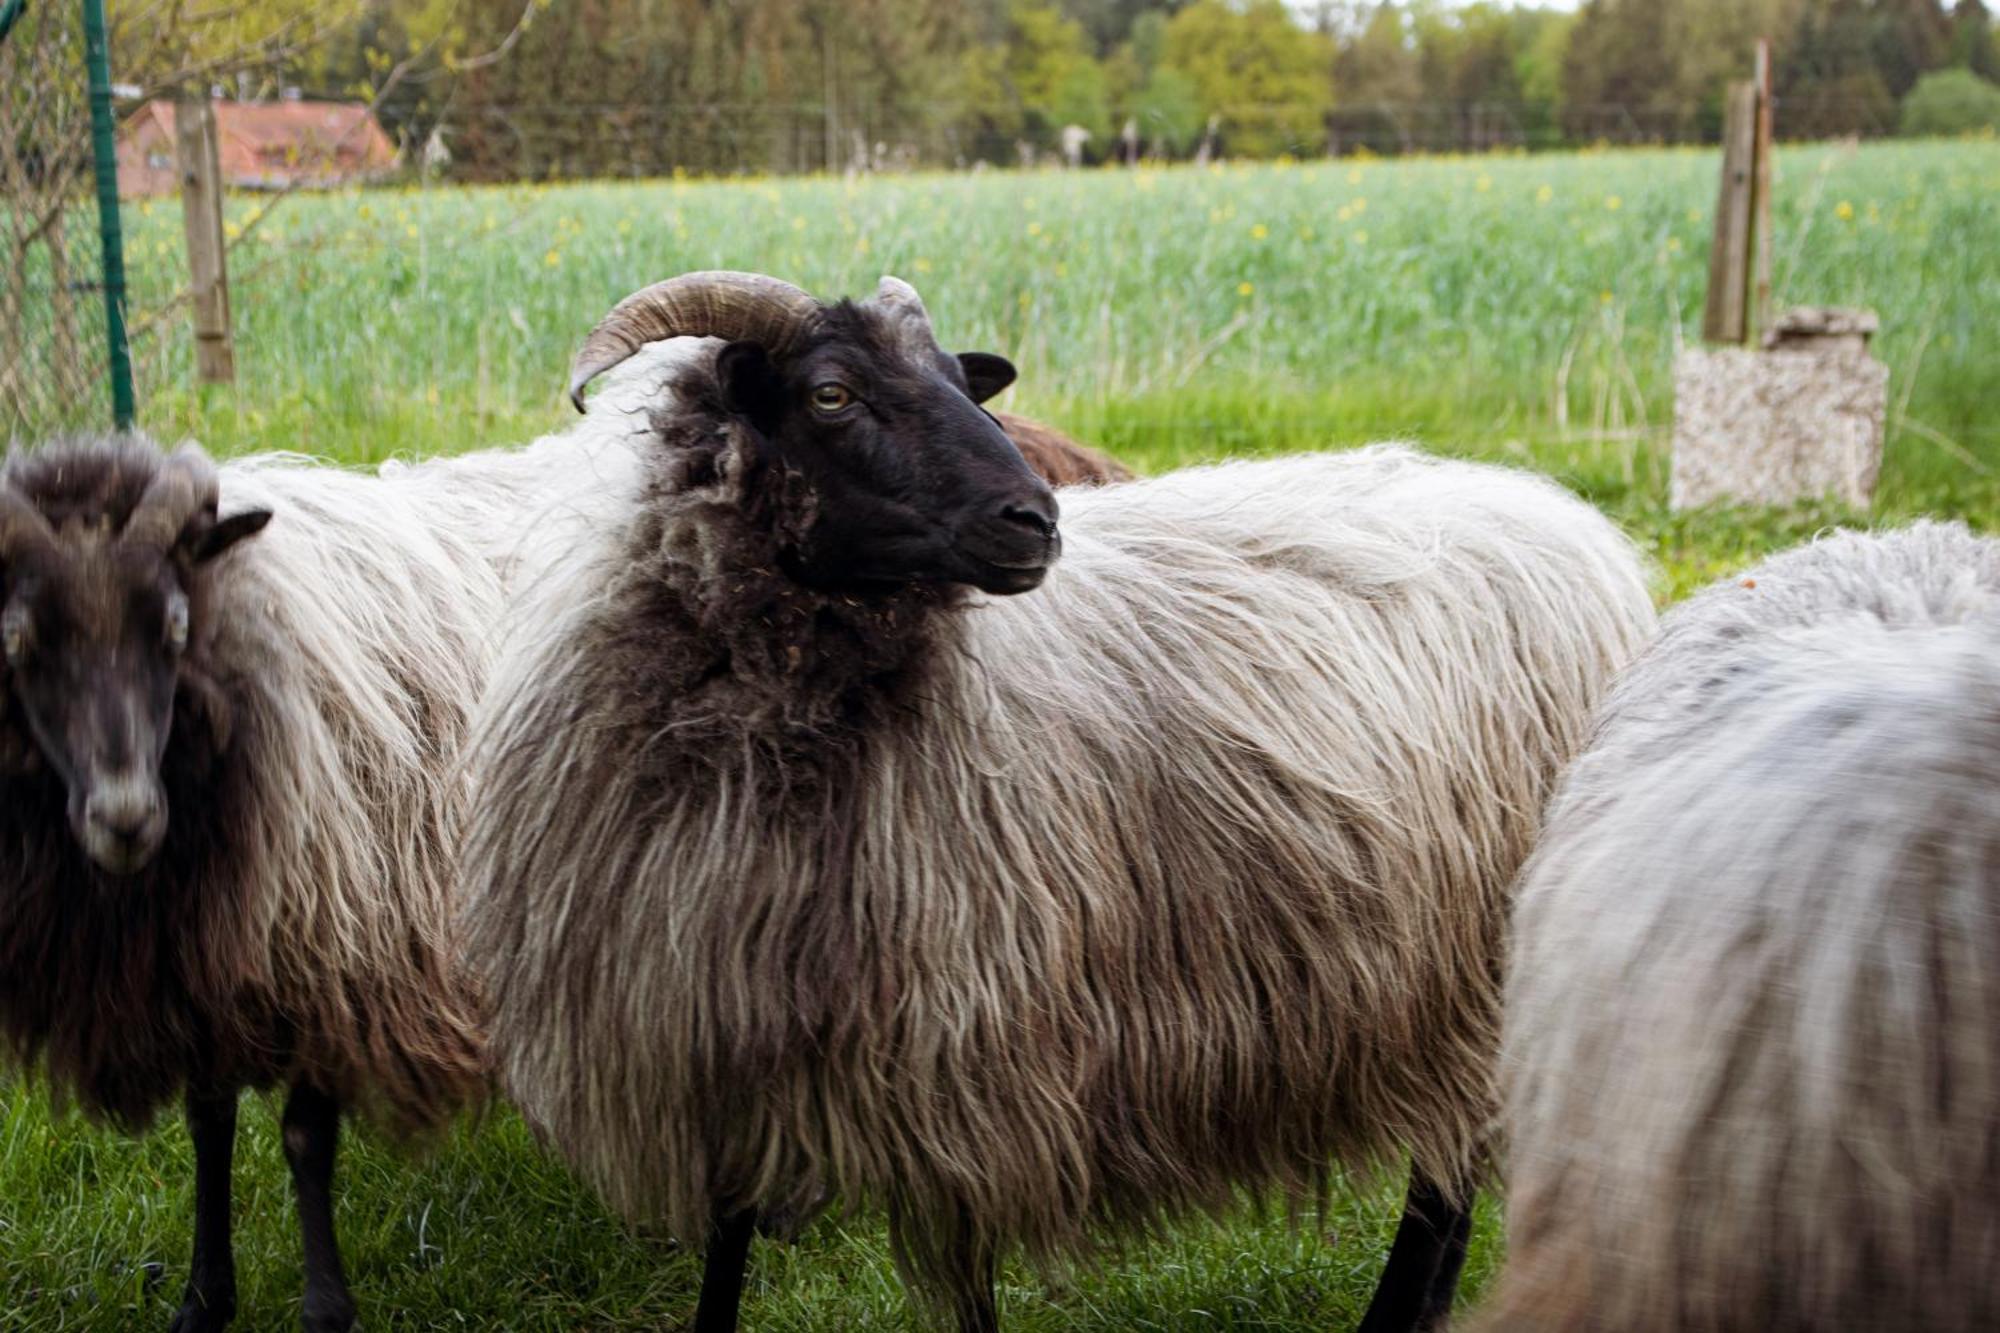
[693,1205,757,1332]
[947,1239,998,1333]
[281,1082,356,1333]
[170,1087,240,1333]
[1355,1169,1474,1333]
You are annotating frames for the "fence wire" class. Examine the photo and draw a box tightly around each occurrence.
[1,0,114,440]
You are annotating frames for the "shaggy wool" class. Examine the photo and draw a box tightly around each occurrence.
[0,432,587,1134]
[460,339,1657,1311]
[1478,522,2000,1333]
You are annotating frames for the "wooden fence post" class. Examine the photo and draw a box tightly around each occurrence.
[175,93,234,384]
[1702,44,1775,347]
[1702,79,1758,345]
[1751,38,1774,343]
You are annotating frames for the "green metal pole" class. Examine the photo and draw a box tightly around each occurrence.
[81,0,134,429]
[0,0,27,48]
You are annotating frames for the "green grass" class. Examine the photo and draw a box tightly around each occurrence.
[3,137,1996,1328]
[2,1086,1502,1330]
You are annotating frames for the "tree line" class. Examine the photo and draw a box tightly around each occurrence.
[148,0,2000,177]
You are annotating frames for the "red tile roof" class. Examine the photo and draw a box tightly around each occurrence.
[118,99,398,197]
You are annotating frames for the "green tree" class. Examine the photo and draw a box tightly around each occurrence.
[1130,66,1205,151]
[1163,0,1335,157]
[957,1,1110,152]
[1514,9,1576,141]
[1107,10,1204,153]
[1336,4,1419,107]
[1950,0,2000,79]
[1561,0,1680,137]
[1785,0,1911,136]
[1060,0,1190,54]
[1900,63,2000,130]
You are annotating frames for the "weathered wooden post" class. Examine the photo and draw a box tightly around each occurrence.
[1700,78,1759,345]
[175,92,234,383]
[1672,41,1888,511]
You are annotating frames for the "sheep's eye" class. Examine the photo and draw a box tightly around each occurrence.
[810,383,853,413]
[165,596,189,652]
[2,608,27,666]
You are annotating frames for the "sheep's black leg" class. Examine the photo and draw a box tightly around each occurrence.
[170,1087,240,1333]
[693,1205,757,1333]
[947,1240,998,1333]
[281,1082,356,1333]
[1354,1169,1472,1333]
[1417,1201,1474,1330]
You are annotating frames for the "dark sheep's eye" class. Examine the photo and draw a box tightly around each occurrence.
[810,383,853,413]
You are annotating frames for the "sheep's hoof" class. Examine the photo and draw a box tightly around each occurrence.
[299,1294,357,1333]
[168,1288,235,1333]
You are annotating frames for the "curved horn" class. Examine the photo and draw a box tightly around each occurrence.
[122,443,219,553]
[0,487,57,565]
[567,270,823,413]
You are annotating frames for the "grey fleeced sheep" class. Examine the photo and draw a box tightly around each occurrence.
[1479,521,2000,1333]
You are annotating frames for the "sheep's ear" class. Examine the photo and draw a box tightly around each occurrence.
[716,340,784,433]
[957,352,1016,404]
[193,509,272,564]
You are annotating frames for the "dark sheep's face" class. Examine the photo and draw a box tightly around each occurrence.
[2,510,267,874]
[714,306,1061,596]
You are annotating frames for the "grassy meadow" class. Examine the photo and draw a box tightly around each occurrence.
[2,137,1997,1329]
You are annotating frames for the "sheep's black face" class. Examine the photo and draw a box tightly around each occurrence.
[714,306,1061,596]
[1,510,268,875]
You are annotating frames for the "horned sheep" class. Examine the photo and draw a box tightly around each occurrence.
[0,438,509,1332]
[459,272,1658,1331]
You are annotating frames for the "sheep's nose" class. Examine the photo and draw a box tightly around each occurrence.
[80,773,167,875]
[86,775,161,838]
[997,497,1059,539]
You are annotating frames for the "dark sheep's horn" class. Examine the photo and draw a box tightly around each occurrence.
[0,487,57,564]
[123,443,219,553]
[567,270,823,413]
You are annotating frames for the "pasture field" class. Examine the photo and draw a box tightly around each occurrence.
[2,137,1997,1329]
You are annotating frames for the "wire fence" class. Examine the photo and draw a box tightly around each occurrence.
[418,94,1917,181]
[1,0,113,441]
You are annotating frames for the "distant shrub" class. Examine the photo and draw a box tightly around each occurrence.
[1900,68,2000,136]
